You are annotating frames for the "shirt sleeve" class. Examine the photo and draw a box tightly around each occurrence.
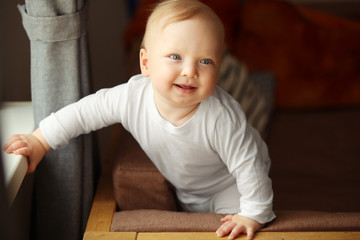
[39,84,126,150]
[213,103,276,224]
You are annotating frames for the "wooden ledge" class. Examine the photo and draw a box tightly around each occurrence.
[84,231,360,240]
[84,231,136,240]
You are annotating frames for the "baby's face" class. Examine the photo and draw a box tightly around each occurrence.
[140,15,224,110]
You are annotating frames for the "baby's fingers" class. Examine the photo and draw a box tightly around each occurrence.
[3,135,29,154]
[216,221,237,238]
[229,225,246,240]
[2,135,16,152]
[220,215,234,223]
[246,228,256,240]
[13,147,31,156]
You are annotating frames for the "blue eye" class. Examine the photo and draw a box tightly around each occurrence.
[170,54,181,60]
[200,59,212,65]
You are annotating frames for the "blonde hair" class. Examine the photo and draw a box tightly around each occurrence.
[141,0,225,48]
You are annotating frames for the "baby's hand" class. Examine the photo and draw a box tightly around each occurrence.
[2,128,50,174]
[216,214,264,240]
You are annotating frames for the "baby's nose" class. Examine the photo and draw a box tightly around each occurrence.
[181,62,198,79]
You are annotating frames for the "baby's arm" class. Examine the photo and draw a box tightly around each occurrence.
[3,128,50,174]
[216,214,264,240]
[213,111,274,239]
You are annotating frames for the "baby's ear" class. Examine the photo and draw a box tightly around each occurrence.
[139,48,150,77]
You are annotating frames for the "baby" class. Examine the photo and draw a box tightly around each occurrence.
[3,0,275,239]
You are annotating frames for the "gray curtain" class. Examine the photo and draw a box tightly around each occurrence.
[18,1,98,239]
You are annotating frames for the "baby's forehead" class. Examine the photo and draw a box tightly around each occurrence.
[156,12,221,30]
[150,14,223,39]
[143,6,224,50]
[145,16,224,58]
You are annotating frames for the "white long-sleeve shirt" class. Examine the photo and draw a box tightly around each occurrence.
[40,74,275,223]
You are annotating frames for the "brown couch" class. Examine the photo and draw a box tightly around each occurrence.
[83,108,360,238]
[84,0,360,238]
[108,107,360,233]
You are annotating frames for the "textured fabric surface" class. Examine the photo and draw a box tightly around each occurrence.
[113,129,178,211]
[18,4,87,42]
[217,53,274,137]
[18,1,98,240]
[111,210,225,232]
[263,211,360,232]
[111,209,360,232]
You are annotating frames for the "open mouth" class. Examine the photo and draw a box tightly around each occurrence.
[174,84,197,93]
[175,84,195,89]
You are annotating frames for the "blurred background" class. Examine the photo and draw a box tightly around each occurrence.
[0,0,359,240]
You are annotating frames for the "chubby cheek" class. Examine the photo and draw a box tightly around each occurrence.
[150,67,178,88]
[202,73,218,96]
[149,60,173,78]
[203,84,217,100]
[151,77,173,97]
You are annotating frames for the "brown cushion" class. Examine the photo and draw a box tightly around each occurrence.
[110,210,360,232]
[111,210,225,232]
[112,130,178,211]
[263,211,360,232]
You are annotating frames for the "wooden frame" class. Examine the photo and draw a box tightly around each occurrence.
[83,125,360,240]
[83,124,135,240]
